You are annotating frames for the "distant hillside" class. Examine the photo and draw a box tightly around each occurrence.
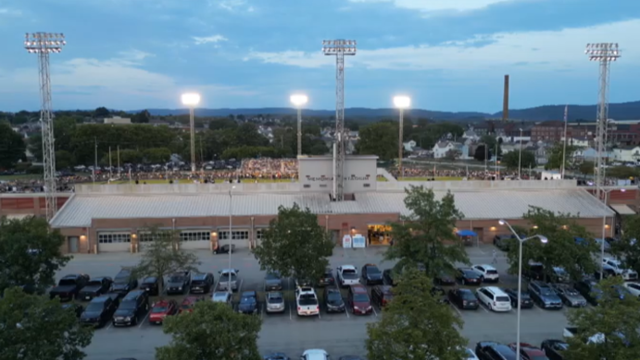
[132,100,640,121]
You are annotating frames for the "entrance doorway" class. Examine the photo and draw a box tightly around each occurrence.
[368,224,392,246]
[68,236,79,253]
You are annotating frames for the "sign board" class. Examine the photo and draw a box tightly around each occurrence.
[352,234,366,248]
[342,235,352,248]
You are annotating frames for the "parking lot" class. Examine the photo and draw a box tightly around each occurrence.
[59,245,570,360]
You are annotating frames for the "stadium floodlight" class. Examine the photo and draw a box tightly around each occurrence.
[181,93,201,173]
[290,94,309,157]
[24,32,67,221]
[393,96,411,178]
[322,39,357,201]
[585,43,621,202]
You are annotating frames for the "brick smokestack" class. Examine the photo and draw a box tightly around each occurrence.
[503,75,509,121]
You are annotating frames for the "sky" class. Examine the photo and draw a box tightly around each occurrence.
[0,0,639,113]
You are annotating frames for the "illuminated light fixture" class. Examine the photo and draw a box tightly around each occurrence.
[181,93,201,106]
[393,95,411,109]
[290,94,308,107]
[532,225,539,229]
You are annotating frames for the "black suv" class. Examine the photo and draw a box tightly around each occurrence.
[112,290,149,327]
[190,273,214,294]
[80,294,119,328]
[475,341,519,360]
[139,277,160,296]
[361,264,383,285]
[111,269,138,295]
[78,276,113,301]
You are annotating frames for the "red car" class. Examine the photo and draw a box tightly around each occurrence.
[178,296,203,314]
[149,299,177,325]
[348,284,373,315]
[508,342,549,360]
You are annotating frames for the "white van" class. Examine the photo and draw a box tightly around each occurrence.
[475,286,512,312]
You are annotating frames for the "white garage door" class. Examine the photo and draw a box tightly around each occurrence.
[219,230,250,249]
[98,232,131,253]
[179,230,211,250]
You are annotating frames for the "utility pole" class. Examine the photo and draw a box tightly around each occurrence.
[108,146,112,179]
[93,137,97,184]
[561,105,568,179]
[117,145,120,177]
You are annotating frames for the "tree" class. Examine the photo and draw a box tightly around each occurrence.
[480,134,502,157]
[504,207,597,283]
[384,186,468,277]
[132,110,151,124]
[94,107,110,118]
[564,276,640,360]
[131,226,201,295]
[53,116,77,153]
[55,150,76,170]
[610,215,640,274]
[0,121,26,168]
[473,144,492,162]
[501,150,536,170]
[0,287,94,360]
[209,118,238,131]
[142,147,172,164]
[253,203,334,281]
[545,143,579,170]
[356,122,398,160]
[366,269,467,360]
[0,216,71,293]
[156,301,261,360]
[579,161,595,175]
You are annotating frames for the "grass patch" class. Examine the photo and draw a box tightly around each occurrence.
[94,178,296,185]
[399,176,463,181]
[0,174,44,181]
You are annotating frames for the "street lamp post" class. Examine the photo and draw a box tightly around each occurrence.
[181,93,201,174]
[598,188,625,279]
[518,128,523,179]
[393,96,411,179]
[290,94,309,157]
[228,185,236,293]
[498,219,548,359]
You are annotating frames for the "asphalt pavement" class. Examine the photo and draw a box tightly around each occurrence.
[58,245,571,360]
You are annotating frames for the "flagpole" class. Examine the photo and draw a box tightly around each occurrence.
[561,105,568,179]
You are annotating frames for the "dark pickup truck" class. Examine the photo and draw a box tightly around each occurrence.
[78,276,113,301]
[111,268,138,295]
[49,274,90,302]
[167,271,191,295]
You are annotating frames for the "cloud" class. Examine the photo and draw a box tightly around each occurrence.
[217,0,252,12]
[0,7,21,16]
[244,19,640,72]
[193,35,228,45]
[347,0,523,12]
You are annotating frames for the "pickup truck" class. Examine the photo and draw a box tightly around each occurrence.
[49,274,90,302]
[564,327,628,345]
[336,265,360,287]
[167,271,191,295]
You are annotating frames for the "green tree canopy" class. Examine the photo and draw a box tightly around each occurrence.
[132,109,151,123]
[545,143,579,171]
[611,215,640,274]
[366,269,467,360]
[0,287,94,360]
[0,216,71,293]
[504,207,596,282]
[384,186,468,277]
[473,144,492,162]
[501,150,536,170]
[253,203,334,281]
[356,122,399,161]
[564,276,640,360]
[0,121,26,168]
[156,301,262,360]
[94,107,110,117]
[55,150,76,170]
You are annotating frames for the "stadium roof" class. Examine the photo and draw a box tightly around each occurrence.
[50,188,614,228]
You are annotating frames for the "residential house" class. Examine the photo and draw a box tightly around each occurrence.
[103,116,131,125]
[462,129,479,142]
[403,140,417,152]
[560,136,590,148]
[432,141,463,159]
[611,146,640,162]
[576,147,614,162]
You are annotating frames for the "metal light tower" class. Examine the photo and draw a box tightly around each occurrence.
[181,93,201,174]
[585,43,620,201]
[290,94,309,157]
[25,32,66,221]
[393,96,411,179]
[323,39,356,201]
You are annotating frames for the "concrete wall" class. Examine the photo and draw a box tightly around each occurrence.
[0,193,71,217]
[298,155,378,193]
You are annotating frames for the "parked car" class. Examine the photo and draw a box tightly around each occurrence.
[62,303,84,318]
[78,276,113,301]
[49,274,90,302]
[264,272,283,291]
[111,268,138,295]
[189,273,214,294]
[434,271,456,286]
[524,262,569,283]
[323,287,346,313]
[361,264,383,285]
[472,264,500,283]
[347,284,372,315]
[464,348,480,360]
[80,294,118,328]
[475,287,512,312]
[296,286,320,316]
[266,291,286,313]
[475,341,518,360]
[317,268,336,287]
[264,353,290,360]
[301,349,329,360]
[622,281,640,297]
[167,271,191,295]
[178,296,204,314]
[503,288,534,309]
[213,243,235,254]
[337,265,359,287]
[540,339,568,360]
[112,290,149,327]
[238,291,258,315]
[574,278,603,306]
[218,269,240,291]
[456,268,483,285]
[211,291,232,305]
[602,257,639,281]
[549,283,587,307]
[149,299,177,325]
[594,263,618,279]
[508,343,549,360]
[370,285,394,308]
[139,277,160,296]
[528,281,563,309]
[448,288,479,310]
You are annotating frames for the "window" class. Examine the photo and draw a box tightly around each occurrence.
[98,233,131,244]
[219,230,249,240]
[179,231,210,242]
[139,231,173,242]
[256,230,265,240]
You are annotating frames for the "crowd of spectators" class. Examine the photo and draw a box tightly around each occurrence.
[238,158,298,179]
[389,167,531,180]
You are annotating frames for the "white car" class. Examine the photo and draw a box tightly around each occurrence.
[623,282,640,297]
[301,349,329,360]
[602,258,638,281]
[472,264,499,283]
[475,286,512,312]
[336,265,360,287]
[296,286,320,316]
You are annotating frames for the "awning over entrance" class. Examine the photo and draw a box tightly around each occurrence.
[610,204,636,215]
[456,230,477,237]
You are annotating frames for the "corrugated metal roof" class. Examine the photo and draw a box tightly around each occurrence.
[50,189,614,228]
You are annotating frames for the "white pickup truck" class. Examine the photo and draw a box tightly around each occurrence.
[602,258,638,281]
[564,327,626,345]
[336,265,360,287]
[296,286,320,317]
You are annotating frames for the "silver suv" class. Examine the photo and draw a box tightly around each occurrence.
[266,292,285,313]
[218,269,240,291]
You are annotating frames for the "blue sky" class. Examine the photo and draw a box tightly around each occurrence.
[0,0,639,113]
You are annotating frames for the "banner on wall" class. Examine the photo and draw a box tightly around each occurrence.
[342,235,352,248]
[352,234,366,248]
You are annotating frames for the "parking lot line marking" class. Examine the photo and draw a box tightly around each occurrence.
[480,304,490,313]
[261,303,265,320]
[106,322,112,330]
[139,312,150,328]
[289,301,293,321]
[213,276,220,292]
[371,306,378,317]
[344,308,350,318]
[450,304,463,317]
[237,279,244,293]
[317,311,321,320]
